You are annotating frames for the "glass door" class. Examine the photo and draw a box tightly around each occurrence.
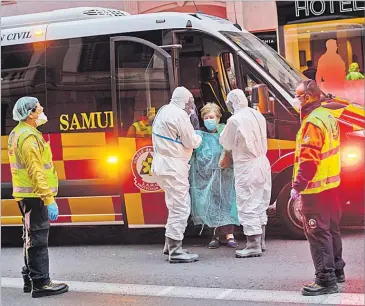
[110,36,174,228]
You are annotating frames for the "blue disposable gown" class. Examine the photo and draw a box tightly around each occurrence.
[189,124,239,228]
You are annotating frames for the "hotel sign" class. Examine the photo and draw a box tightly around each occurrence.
[277,1,365,25]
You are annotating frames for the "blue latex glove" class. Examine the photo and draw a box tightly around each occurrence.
[290,188,300,201]
[47,202,59,221]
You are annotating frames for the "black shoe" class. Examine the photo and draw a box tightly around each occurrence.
[335,269,345,283]
[301,281,338,296]
[208,237,220,249]
[21,268,31,293]
[23,280,32,293]
[32,281,69,298]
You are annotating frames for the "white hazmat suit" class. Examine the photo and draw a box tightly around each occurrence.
[220,89,271,257]
[152,87,202,263]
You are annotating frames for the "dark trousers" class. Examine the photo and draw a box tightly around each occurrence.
[301,188,346,286]
[18,198,50,286]
[213,225,235,238]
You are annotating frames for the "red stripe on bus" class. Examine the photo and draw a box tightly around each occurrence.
[49,133,63,161]
[56,197,72,216]
[141,192,167,225]
[1,164,11,182]
[112,196,124,221]
[64,159,107,180]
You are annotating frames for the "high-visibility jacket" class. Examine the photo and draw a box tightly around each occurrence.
[133,120,152,138]
[293,107,341,194]
[8,122,58,199]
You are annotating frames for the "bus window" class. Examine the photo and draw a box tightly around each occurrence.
[1,42,46,135]
[221,53,238,90]
[112,39,172,138]
[234,55,300,141]
[45,36,112,133]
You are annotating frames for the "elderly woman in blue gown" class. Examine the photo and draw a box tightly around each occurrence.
[190,103,239,248]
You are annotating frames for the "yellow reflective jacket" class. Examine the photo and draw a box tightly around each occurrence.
[8,122,58,204]
[132,120,152,138]
[293,107,341,194]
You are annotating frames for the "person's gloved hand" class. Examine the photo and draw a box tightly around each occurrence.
[47,202,59,221]
[290,188,300,201]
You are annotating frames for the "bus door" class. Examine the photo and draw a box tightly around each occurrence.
[110,36,175,228]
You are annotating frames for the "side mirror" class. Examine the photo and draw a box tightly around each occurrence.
[251,84,275,116]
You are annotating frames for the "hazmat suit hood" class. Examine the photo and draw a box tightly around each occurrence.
[226,89,248,114]
[170,86,194,111]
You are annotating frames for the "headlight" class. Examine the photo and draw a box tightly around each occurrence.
[341,146,363,167]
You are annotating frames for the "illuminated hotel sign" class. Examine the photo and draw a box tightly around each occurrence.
[277,1,365,25]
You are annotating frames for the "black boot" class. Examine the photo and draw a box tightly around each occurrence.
[32,280,69,298]
[335,269,345,283]
[21,267,31,293]
[301,281,338,296]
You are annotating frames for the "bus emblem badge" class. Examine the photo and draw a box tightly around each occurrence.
[131,146,161,192]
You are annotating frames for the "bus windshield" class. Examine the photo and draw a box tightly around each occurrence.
[221,31,304,96]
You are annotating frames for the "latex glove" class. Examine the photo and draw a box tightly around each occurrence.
[190,108,200,130]
[290,188,300,202]
[47,202,59,221]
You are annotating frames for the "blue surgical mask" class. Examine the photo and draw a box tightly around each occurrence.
[204,119,217,131]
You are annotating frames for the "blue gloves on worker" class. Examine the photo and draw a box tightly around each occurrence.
[47,202,59,221]
[290,188,301,201]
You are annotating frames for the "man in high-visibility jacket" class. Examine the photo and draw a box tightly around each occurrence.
[291,80,345,296]
[126,107,155,138]
[8,97,69,298]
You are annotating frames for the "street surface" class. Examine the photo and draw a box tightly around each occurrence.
[2,208,364,306]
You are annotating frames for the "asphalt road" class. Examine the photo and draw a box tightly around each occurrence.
[1,223,364,306]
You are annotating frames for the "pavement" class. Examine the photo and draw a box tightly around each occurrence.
[1,222,364,306]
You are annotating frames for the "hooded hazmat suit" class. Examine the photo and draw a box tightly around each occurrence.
[219,89,271,242]
[152,87,202,245]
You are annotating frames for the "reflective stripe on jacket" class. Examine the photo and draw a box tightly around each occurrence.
[293,107,341,194]
[8,122,58,199]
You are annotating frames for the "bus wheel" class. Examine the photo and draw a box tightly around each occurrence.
[276,182,306,240]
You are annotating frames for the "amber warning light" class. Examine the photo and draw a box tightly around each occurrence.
[35,31,44,36]
[107,156,119,165]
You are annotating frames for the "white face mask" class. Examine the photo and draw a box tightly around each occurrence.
[292,98,302,111]
[35,112,48,126]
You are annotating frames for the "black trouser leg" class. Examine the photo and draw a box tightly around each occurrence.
[301,191,336,286]
[329,190,346,272]
[17,198,50,287]
[19,204,31,278]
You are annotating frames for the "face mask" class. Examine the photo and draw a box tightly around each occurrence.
[204,119,217,131]
[35,112,48,127]
[184,97,195,114]
[292,98,302,111]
